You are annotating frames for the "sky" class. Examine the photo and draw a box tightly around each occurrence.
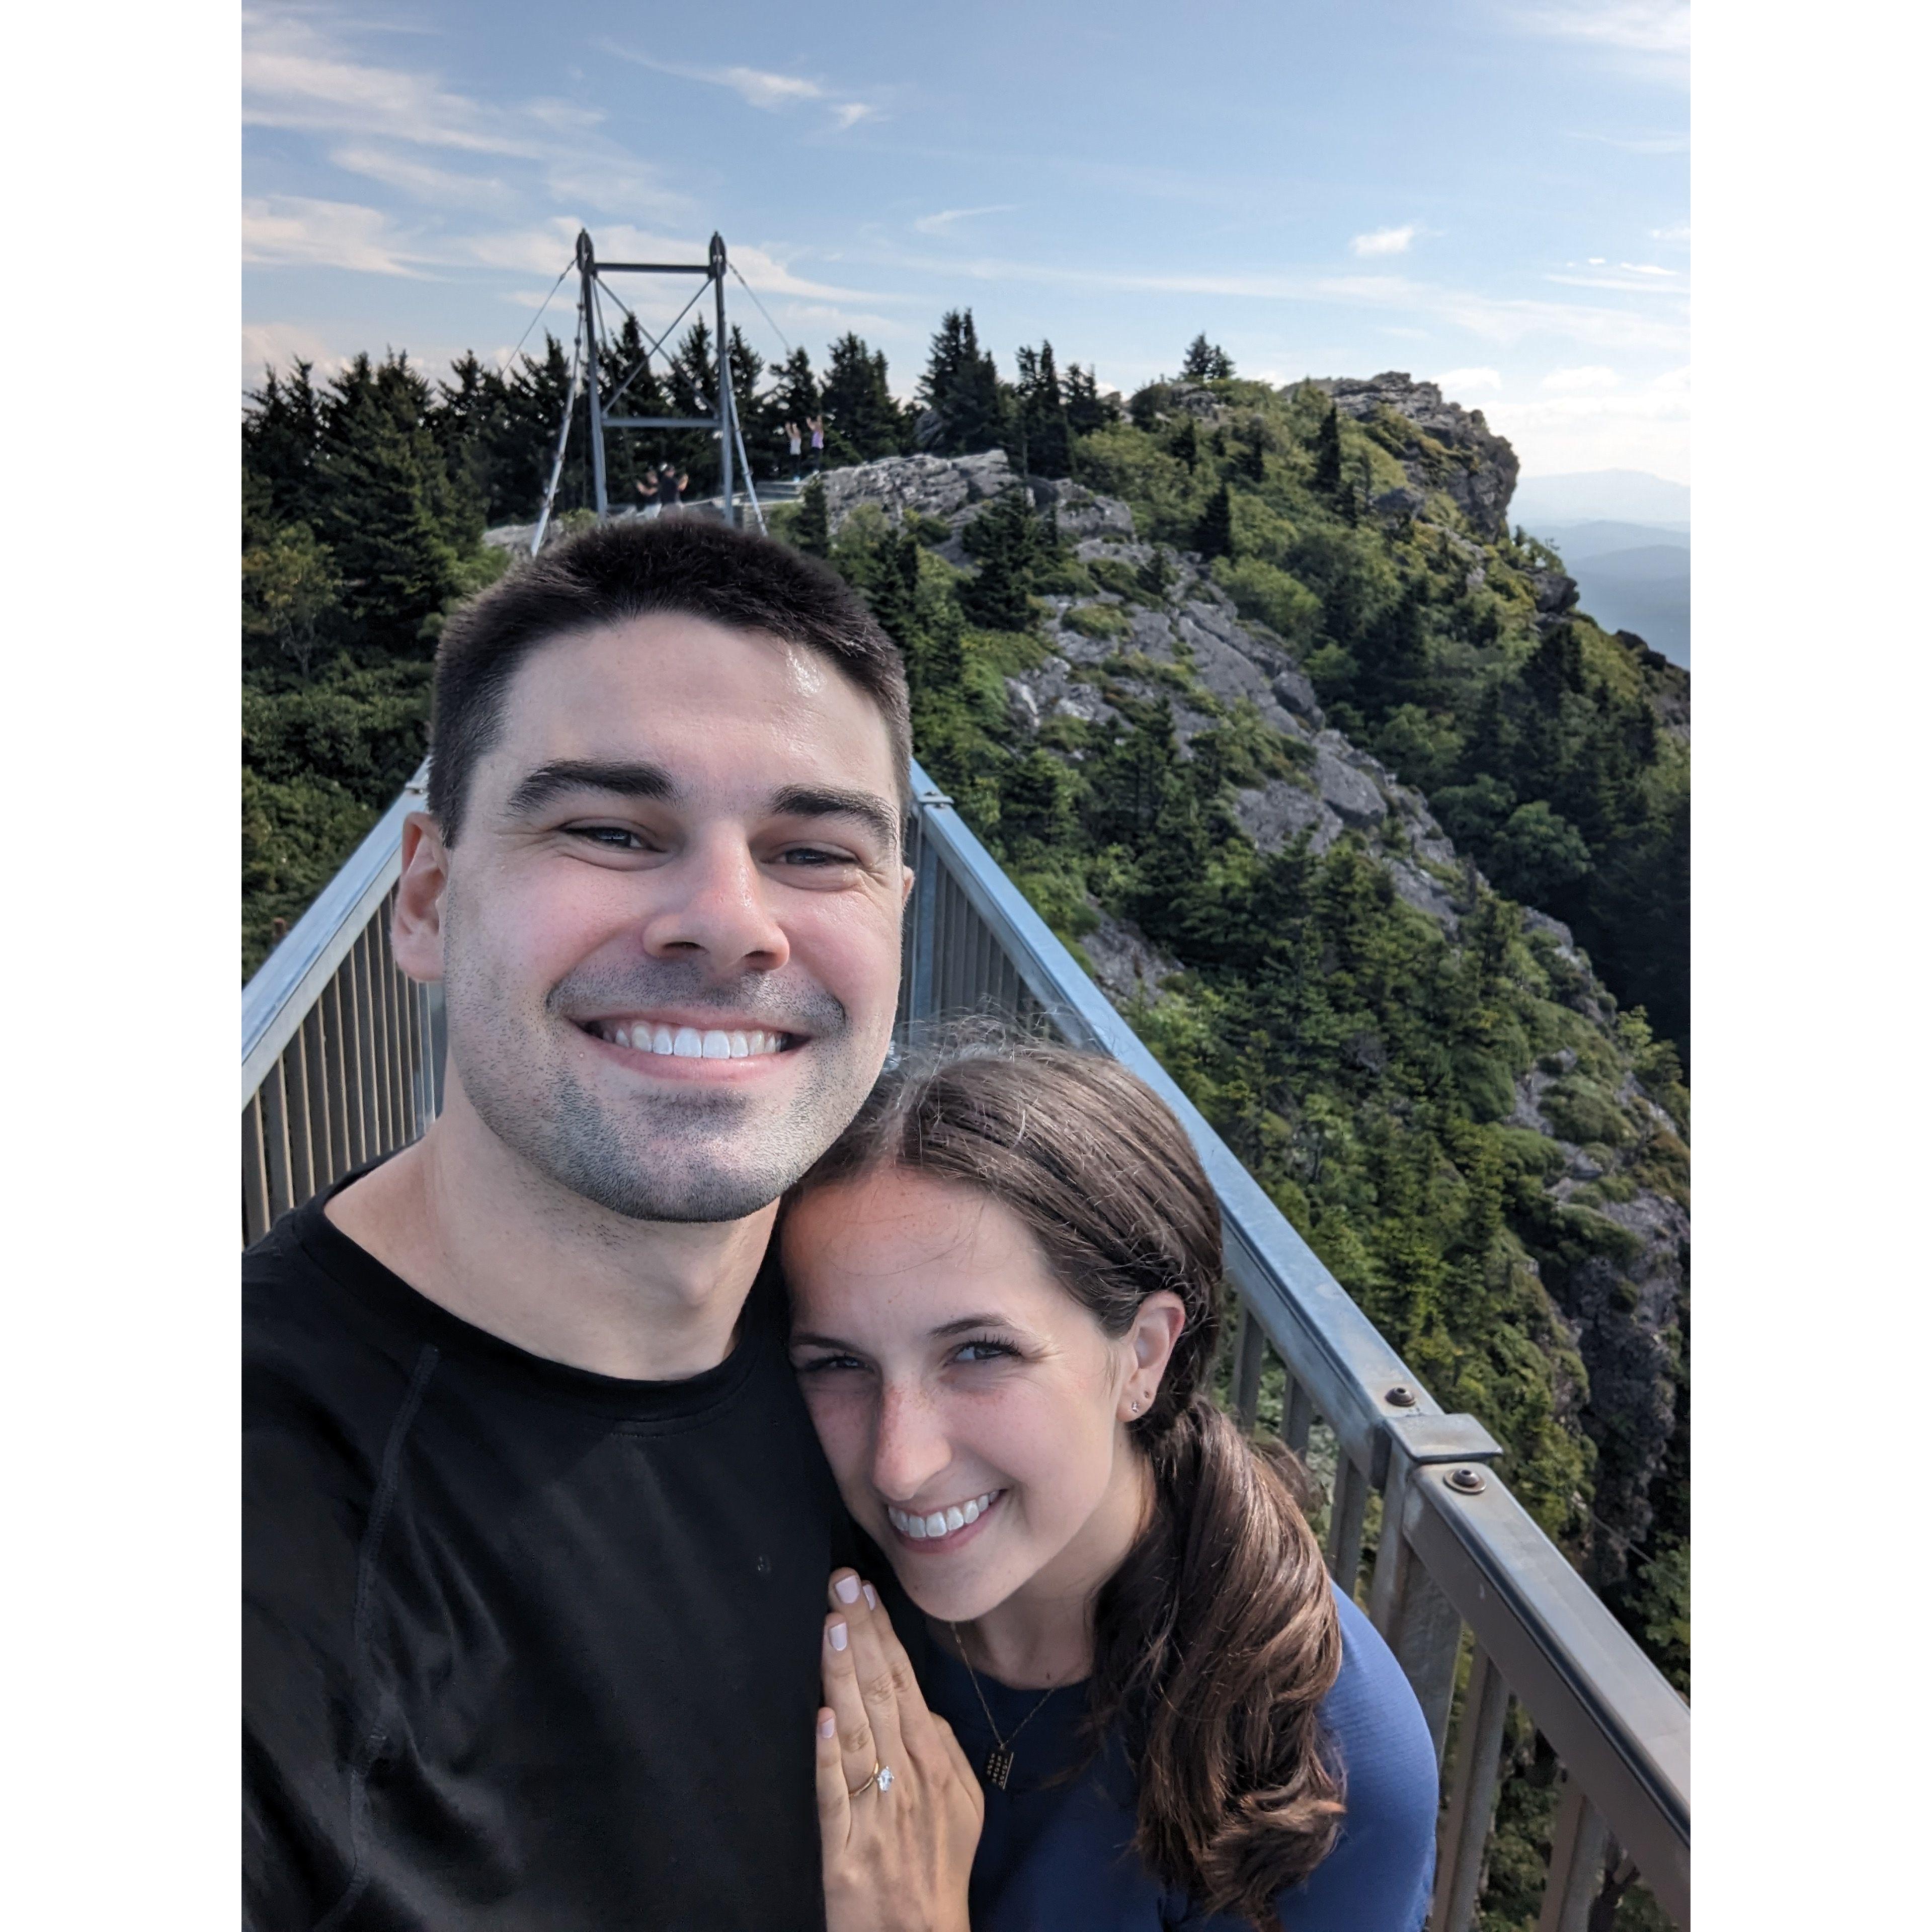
[242,0,1689,484]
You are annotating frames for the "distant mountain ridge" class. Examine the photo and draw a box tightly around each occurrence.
[1526,519,1691,669]
[1511,468,1690,527]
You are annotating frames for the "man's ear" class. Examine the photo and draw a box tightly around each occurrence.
[901,862,916,907]
[391,812,450,984]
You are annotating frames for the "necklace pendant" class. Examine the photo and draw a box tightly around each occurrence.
[984,1746,1013,1790]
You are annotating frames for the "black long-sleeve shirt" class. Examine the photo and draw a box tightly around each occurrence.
[244,1182,847,1930]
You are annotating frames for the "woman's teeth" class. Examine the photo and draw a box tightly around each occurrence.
[592,1023,788,1060]
[887,1491,1001,1542]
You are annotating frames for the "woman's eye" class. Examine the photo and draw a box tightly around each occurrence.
[953,1340,1019,1365]
[795,1352,865,1375]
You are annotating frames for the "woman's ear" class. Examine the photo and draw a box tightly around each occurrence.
[1120,1292,1187,1420]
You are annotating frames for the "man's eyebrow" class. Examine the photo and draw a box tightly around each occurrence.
[504,760,679,817]
[768,784,902,852]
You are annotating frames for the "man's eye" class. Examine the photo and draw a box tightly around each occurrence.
[571,826,649,850]
[778,847,854,868]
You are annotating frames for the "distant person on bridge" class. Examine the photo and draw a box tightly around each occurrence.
[809,413,827,470]
[243,518,976,1931]
[634,469,660,518]
[657,461,688,515]
[786,419,804,480]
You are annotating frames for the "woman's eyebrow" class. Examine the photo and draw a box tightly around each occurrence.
[929,1313,1012,1338]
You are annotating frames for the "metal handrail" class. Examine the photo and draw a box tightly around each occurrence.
[240,756,1689,1928]
[242,762,428,1104]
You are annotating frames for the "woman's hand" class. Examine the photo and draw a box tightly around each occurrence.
[818,1568,983,1932]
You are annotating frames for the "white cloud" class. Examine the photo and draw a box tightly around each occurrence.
[329,146,509,211]
[719,66,825,108]
[242,196,424,276]
[1350,224,1418,258]
[1652,223,1692,243]
[1484,365,1690,477]
[602,47,880,129]
[1542,365,1619,390]
[1618,262,1672,275]
[1432,367,1504,394]
[1512,3,1689,54]
[241,320,350,387]
[913,204,1018,236]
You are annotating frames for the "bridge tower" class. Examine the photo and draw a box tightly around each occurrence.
[531,227,757,552]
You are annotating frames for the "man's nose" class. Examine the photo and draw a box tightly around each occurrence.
[870,1382,953,1505]
[636,833,791,976]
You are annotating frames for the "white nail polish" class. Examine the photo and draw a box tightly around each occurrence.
[835,1574,860,1604]
[862,1584,878,1611]
[829,1622,848,1652]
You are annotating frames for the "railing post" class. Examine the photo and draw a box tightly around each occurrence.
[1231,1301,1266,1431]
[1429,1644,1512,1932]
[1369,1413,1504,1759]
[1537,1779,1613,1932]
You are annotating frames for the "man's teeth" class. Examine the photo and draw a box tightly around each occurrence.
[598,1023,787,1058]
[887,1492,1000,1542]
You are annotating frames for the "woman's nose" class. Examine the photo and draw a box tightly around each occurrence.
[869,1382,953,1503]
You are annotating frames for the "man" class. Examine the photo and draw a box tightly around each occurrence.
[245,517,916,1928]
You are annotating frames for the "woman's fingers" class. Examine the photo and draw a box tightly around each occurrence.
[835,1572,909,1777]
[822,1606,876,1796]
[814,1706,850,1860]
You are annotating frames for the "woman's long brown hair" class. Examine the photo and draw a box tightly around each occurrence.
[791,1036,1345,1926]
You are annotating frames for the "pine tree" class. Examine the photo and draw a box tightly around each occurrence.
[1171,419,1199,471]
[243,361,325,530]
[794,475,830,557]
[313,353,463,656]
[1062,363,1118,438]
[959,487,1043,631]
[1180,334,1235,381]
[821,334,906,462]
[1193,481,1234,560]
[1314,404,1344,500]
[917,310,1005,454]
[1011,341,1073,479]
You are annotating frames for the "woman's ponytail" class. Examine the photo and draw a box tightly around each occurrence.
[1090,1395,1343,1924]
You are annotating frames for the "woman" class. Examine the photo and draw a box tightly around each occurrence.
[787,1040,1439,1931]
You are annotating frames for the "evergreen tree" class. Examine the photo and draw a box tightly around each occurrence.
[312,352,464,655]
[1314,403,1345,500]
[243,361,325,530]
[794,476,831,557]
[821,333,906,462]
[1171,418,1199,471]
[1235,422,1267,484]
[1062,363,1117,438]
[917,310,1005,454]
[1193,480,1235,560]
[1010,341,1073,479]
[959,487,1044,631]
[1180,334,1235,380]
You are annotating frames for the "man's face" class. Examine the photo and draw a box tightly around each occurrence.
[402,613,909,1224]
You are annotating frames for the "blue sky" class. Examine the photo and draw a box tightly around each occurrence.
[243,1,1689,482]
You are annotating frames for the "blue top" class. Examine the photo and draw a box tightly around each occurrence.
[922,1586,1438,1931]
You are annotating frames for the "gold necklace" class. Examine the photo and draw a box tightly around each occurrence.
[948,1623,1063,1790]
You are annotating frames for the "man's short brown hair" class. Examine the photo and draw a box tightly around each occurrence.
[427,516,912,841]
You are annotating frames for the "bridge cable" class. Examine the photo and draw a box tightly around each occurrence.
[729,262,793,360]
[593,273,712,414]
[508,257,576,366]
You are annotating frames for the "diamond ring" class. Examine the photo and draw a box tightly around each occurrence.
[847,1759,895,1797]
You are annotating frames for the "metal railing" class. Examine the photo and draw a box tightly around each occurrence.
[242,757,1689,1930]
[242,763,443,1246]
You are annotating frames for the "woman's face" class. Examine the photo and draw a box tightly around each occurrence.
[784,1167,1182,1626]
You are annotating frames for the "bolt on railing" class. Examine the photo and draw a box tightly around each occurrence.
[242,757,1688,1930]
